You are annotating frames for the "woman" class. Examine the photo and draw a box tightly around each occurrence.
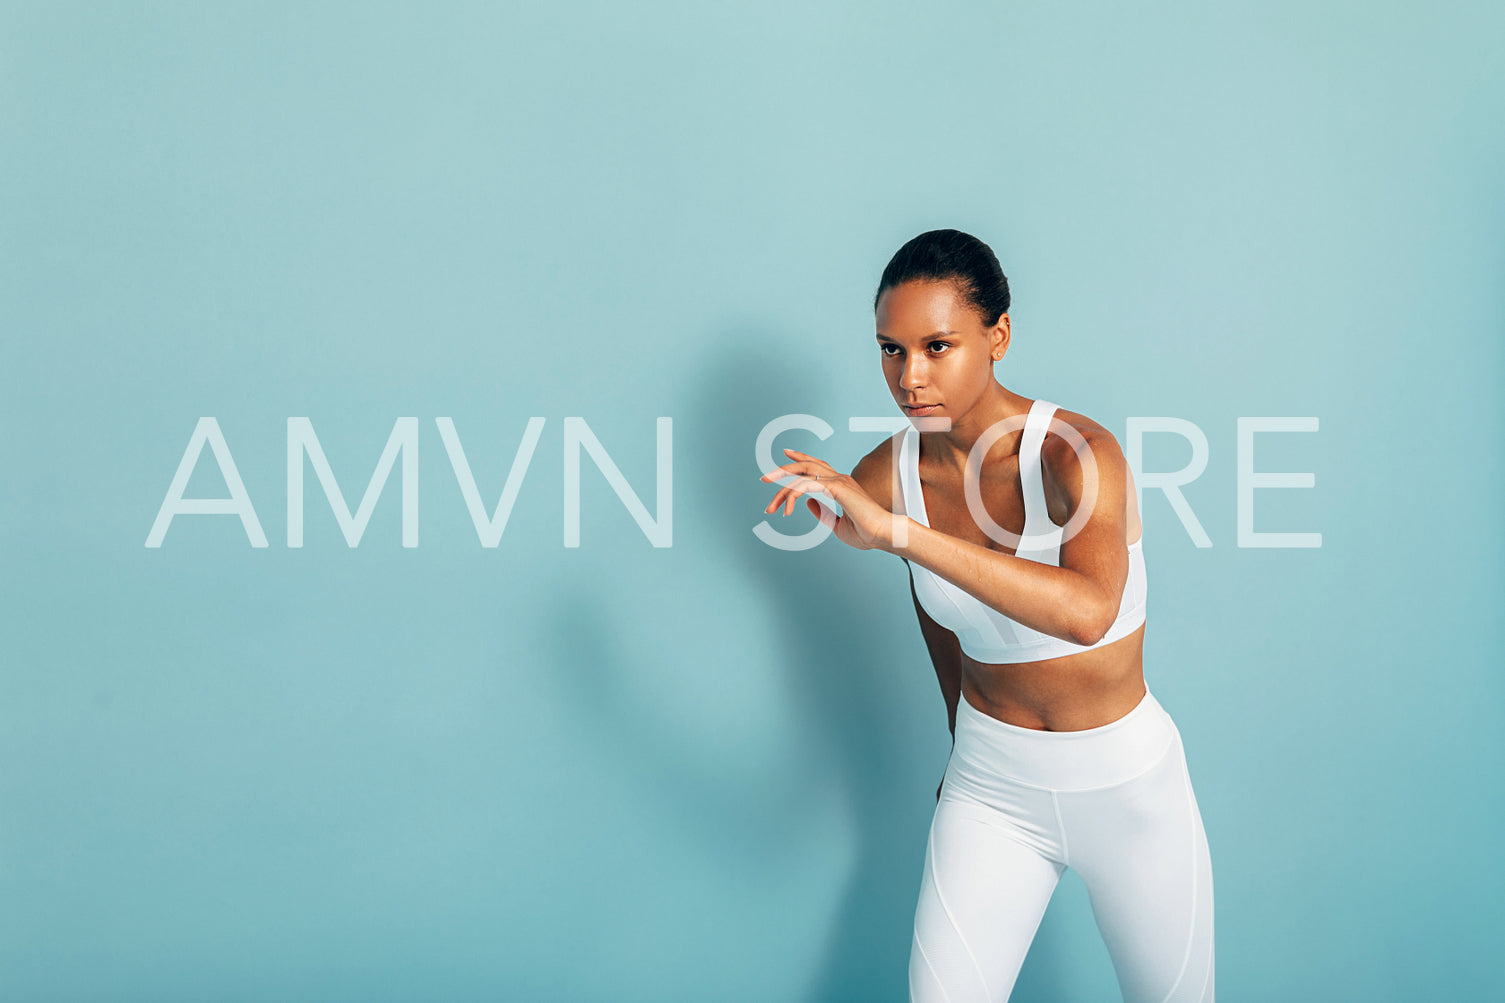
[761,230,1214,1002]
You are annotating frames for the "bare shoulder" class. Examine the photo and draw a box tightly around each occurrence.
[849,432,901,515]
[1038,404,1129,502]
[1040,405,1120,462]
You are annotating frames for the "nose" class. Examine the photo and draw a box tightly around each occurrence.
[899,353,927,392]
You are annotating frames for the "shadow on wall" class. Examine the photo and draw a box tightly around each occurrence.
[533,334,1078,1002]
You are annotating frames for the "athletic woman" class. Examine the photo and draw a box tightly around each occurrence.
[760,230,1215,1001]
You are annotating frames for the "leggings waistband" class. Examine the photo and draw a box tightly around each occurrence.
[951,686,1177,792]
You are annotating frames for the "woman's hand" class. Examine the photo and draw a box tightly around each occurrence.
[761,447,907,553]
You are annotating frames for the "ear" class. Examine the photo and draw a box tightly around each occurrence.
[990,313,1011,362]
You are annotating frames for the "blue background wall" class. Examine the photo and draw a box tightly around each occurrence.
[3,2,1501,999]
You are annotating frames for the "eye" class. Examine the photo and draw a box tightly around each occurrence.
[880,344,901,357]
[928,341,951,354]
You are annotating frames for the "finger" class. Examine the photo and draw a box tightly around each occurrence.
[761,461,817,483]
[781,448,834,473]
[767,479,828,515]
[782,476,834,515]
[806,497,838,531]
[784,479,812,516]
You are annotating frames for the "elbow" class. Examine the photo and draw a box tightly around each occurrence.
[1070,622,1108,647]
[1071,600,1118,647]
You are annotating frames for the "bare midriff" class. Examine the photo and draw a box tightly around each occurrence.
[960,620,1147,732]
[897,406,1151,734]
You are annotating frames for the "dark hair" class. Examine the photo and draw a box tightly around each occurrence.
[873,229,1011,327]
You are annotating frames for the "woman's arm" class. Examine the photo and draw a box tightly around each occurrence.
[894,423,1134,647]
[844,437,965,744]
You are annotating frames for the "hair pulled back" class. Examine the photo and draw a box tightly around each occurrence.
[873,229,1011,327]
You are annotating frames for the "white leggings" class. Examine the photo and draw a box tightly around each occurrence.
[910,686,1215,1002]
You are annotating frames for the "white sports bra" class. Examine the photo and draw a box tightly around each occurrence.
[899,398,1147,664]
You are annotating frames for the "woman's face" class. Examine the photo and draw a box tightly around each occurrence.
[875,279,1008,423]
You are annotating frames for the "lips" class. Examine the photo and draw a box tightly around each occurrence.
[904,403,940,415]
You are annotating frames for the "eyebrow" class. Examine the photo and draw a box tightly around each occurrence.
[875,330,959,343]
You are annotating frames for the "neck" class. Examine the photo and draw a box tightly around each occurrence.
[922,382,1032,472]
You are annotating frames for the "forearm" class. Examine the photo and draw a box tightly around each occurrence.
[894,518,1112,646]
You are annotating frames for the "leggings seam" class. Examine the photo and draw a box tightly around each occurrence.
[927,817,992,1000]
[912,929,951,1003]
[1050,791,1070,868]
[1158,737,1199,1003]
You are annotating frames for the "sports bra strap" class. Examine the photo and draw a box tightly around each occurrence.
[897,425,922,524]
[899,399,1062,558]
[1017,400,1063,556]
